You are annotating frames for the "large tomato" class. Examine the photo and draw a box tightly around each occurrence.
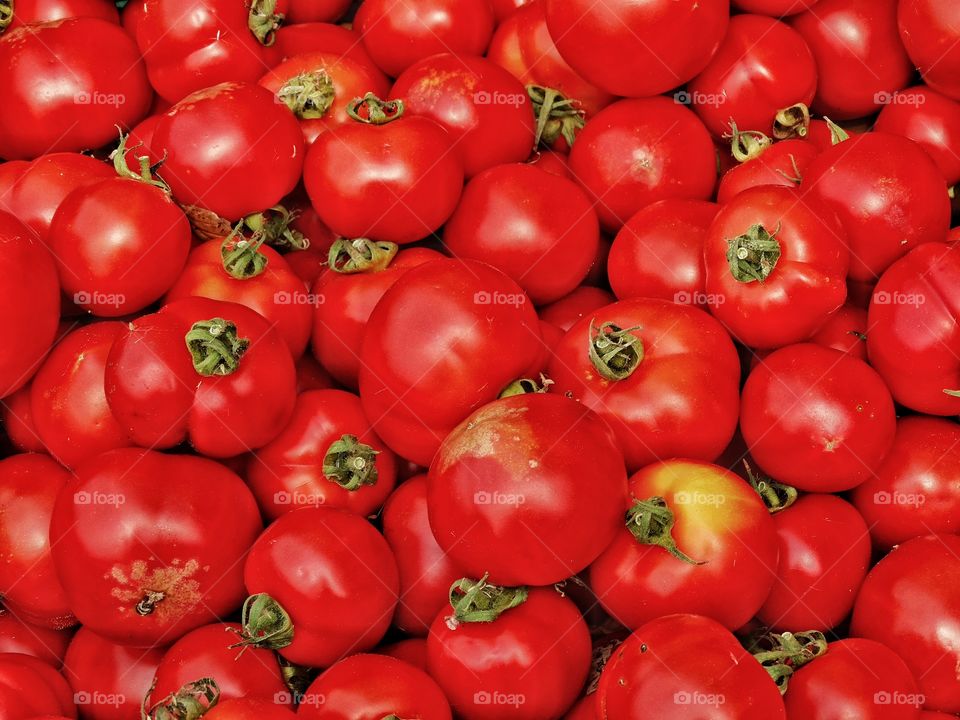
[898,0,960,101]
[263,22,371,67]
[0,611,71,667]
[539,286,615,331]
[716,139,819,204]
[809,302,868,360]
[732,0,818,13]
[202,698,296,720]
[875,87,960,186]
[0,653,77,719]
[2,0,118,30]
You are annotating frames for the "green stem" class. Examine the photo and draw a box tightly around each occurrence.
[229,593,295,652]
[727,121,771,163]
[822,116,850,144]
[726,224,781,283]
[220,227,268,279]
[588,320,644,381]
[772,103,810,140]
[248,0,283,45]
[328,238,398,273]
[750,630,828,695]
[0,0,11,32]
[142,678,219,720]
[277,656,313,698]
[323,434,379,490]
[346,93,404,125]
[445,574,528,629]
[247,205,309,251]
[626,497,705,565]
[277,70,335,119]
[527,85,584,149]
[184,318,250,376]
[943,389,960,398]
[499,374,553,398]
[111,132,169,190]
[743,461,797,514]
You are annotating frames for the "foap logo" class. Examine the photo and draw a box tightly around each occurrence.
[873,490,926,508]
[74,490,125,507]
[874,691,925,707]
[674,691,726,707]
[74,691,125,707]
[274,290,325,306]
[674,490,726,507]
[473,290,526,307]
[74,290,125,308]
[273,490,325,507]
[74,91,126,107]
[474,490,525,506]
[674,290,725,306]
[274,691,325,707]
[874,90,926,107]
[873,290,925,306]
[473,691,525,708]
[674,90,727,108]
[473,90,526,108]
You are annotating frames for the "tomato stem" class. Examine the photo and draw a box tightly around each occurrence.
[229,593,295,652]
[822,116,850,145]
[277,656,312,698]
[142,677,220,720]
[588,320,644,381]
[446,574,528,629]
[743,461,797,514]
[346,93,404,125]
[248,0,283,46]
[499,374,554,398]
[111,131,170,191]
[0,0,11,32]
[750,630,828,695]
[626,497,705,565]
[184,318,250,376]
[221,227,269,279]
[772,103,810,140]
[527,85,584,150]
[328,238,398,273]
[278,70,335,120]
[726,223,781,283]
[726,121,772,163]
[323,434,380,490]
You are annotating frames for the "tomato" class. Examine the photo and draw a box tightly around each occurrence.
[688,15,817,138]
[242,507,398,668]
[852,534,960,713]
[875,87,960,186]
[428,581,590,720]
[280,186,337,285]
[63,627,163,720]
[285,0,349,23]
[248,389,398,520]
[539,287,614,331]
[153,82,304,222]
[0,162,26,213]
[741,344,896,492]
[0,653,77,719]
[428,393,627,586]
[548,298,740,472]
[355,0,494,78]
[567,97,716,233]
[379,638,428,670]
[0,611,70,668]
[717,139,819,204]
[1,384,44,453]
[2,0,118,31]
[704,185,849,348]
[898,0,960,101]
[809,302,868,360]
[851,417,960,549]
[732,0,817,14]
[359,258,542,467]
[801,132,951,282]
[0,18,150,160]
[298,654,451,720]
[264,22,372,68]
[106,297,296,458]
[0,212,59,399]
[598,614,786,719]
[202,698,296,720]
[390,54,535,178]
[444,163,599,304]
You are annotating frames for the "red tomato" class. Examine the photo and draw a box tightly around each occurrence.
[898,0,960,101]
[0,653,77,719]
[263,22,372,67]
[717,139,819,204]
[391,54,535,178]
[121,114,163,174]
[285,0,350,23]
[4,0,117,30]
[50,447,262,646]
[378,638,428,669]
[280,186,337,285]
[105,297,296,457]
[202,698,296,720]
[809,302,868,360]
[0,161,27,212]
[732,0,818,13]
[1,384,44,453]
[298,654,452,720]
[852,534,960,713]
[548,298,740,472]
[0,612,70,668]
[567,97,716,232]
[0,18,150,160]
[527,148,571,178]
[539,286,615,331]
[444,163,599,304]
[741,344,896,492]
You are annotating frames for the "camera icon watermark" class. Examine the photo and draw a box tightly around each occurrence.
[274,290,325,306]
[473,91,526,108]
[474,490,525,506]
[873,290,925,306]
[674,690,726,706]
[474,690,525,707]
[674,90,727,108]
[74,691,125,707]
[473,290,526,307]
[74,290,125,308]
[874,91,926,107]
[273,490,325,507]
[674,490,726,507]
[873,490,925,508]
[874,690,924,706]
[74,491,125,507]
[74,91,126,107]
[674,290,725,306]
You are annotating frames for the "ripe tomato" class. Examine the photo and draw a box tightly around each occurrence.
[50,447,262,646]
[852,534,960,713]
[567,97,716,232]
[875,87,960,186]
[898,0,960,101]
[378,638,428,669]
[809,302,868,360]
[428,581,591,719]
[732,0,818,13]
[264,22,371,67]
[106,297,296,458]
[298,654,452,720]
[0,653,77,719]
[444,163,599,304]
[539,286,615,331]
[548,298,740,472]
[285,0,350,23]
[1,383,44,453]
[741,344,896,492]
[3,0,118,30]
[717,139,819,204]
[704,185,849,348]
[0,611,70,667]
[203,698,296,720]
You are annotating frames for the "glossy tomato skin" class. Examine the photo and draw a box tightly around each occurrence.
[263,23,372,67]
[732,0,818,13]
[809,302,868,360]
[298,654,452,720]
[428,587,591,720]
[50,447,262,646]
[716,140,819,204]
[0,612,70,667]
[741,344,896,492]
[802,132,951,282]
[688,15,817,138]
[704,185,849,349]
[428,393,628,587]
[539,287,615,331]
[548,298,740,473]
[444,163,599,304]
[202,698,296,720]
[0,18,151,160]
[597,614,786,719]
[153,82,304,221]
[244,507,399,668]
[0,653,77,719]
[1,383,44,453]
[567,98,716,233]
[875,87,960,186]
[359,259,543,467]
[852,535,960,713]
[391,54,535,178]
[898,0,960,101]
[5,0,118,30]
[285,0,349,23]
[378,638,428,669]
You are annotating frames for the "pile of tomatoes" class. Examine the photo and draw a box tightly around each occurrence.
[0,0,959,717]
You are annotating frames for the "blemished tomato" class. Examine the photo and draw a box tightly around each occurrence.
[3,0,118,31]
[0,18,151,160]
[0,611,71,667]
[444,163,599,304]
[428,393,627,587]
[152,82,304,222]
[567,97,716,233]
[390,54,535,178]
[247,389,398,520]
[263,22,372,68]
[428,581,591,720]
[852,534,960,713]
[590,461,777,631]
[0,653,78,719]
[732,0,818,14]
[359,258,543,467]
[298,654,452,720]
[355,0,494,78]
[597,614,786,719]
[548,298,740,473]
[898,0,960,101]
[704,185,849,349]
[202,698,297,720]
[539,287,615,331]
[801,132,951,282]
[241,507,399,668]
[851,417,960,549]
[809,302,868,360]
[741,344,897,492]
[105,297,296,458]
[544,0,728,98]
[688,15,817,138]
[49,447,262,646]
[717,139,819,204]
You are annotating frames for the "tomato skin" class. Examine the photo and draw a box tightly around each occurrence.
[742,344,895,492]
[898,0,960,101]
[264,23,372,68]
[1,384,44,453]
[716,140,818,204]
[0,612,70,668]
[5,0,118,31]
[378,638,428,669]
[875,87,960,186]
[248,389,398,520]
[153,82,304,222]
[539,287,615,331]
[444,163,600,304]
[285,0,350,23]
[852,535,960,713]
[428,587,591,720]
[0,653,78,719]
[298,654,452,720]
[598,614,786,719]
[391,54,535,178]
[567,98,716,233]
[809,302,868,360]
[359,258,543,467]
[801,132,950,282]
[732,0,818,14]
[202,698,296,720]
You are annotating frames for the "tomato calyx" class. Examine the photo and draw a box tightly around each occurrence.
[527,85,585,150]
[772,103,810,140]
[823,117,850,144]
[111,132,171,192]
[278,70,336,120]
[221,230,269,279]
[588,320,644,381]
[328,238,398,273]
[184,318,250,376]
[347,93,404,125]
[142,677,220,720]
[248,0,284,46]
[500,374,554,398]
[323,433,380,490]
[230,593,295,652]
[626,497,705,565]
[750,630,828,694]
[726,224,781,283]
[0,0,11,33]
[278,656,313,698]
[445,574,529,630]
[743,461,797,514]
[726,121,772,163]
